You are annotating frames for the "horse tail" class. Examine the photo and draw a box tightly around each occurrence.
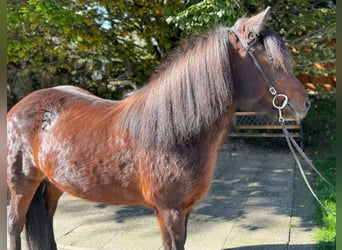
[25,180,57,250]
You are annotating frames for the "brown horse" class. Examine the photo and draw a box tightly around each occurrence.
[7,8,310,250]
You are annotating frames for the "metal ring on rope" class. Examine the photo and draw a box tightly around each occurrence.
[272,94,288,110]
[272,94,288,123]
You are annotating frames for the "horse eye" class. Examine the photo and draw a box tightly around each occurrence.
[267,55,273,61]
[248,32,257,41]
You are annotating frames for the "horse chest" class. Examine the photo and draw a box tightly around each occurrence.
[137,148,217,206]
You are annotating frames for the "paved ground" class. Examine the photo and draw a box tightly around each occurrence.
[9,139,319,250]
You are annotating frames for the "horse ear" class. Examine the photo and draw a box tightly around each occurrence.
[243,6,271,35]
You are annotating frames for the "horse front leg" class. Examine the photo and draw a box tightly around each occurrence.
[44,181,64,250]
[156,207,190,250]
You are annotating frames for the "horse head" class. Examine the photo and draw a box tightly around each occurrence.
[230,7,310,120]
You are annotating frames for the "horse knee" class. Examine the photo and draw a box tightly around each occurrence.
[156,208,188,250]
[7,210,24,235]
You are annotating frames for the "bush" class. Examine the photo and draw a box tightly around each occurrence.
[301,92,336,249]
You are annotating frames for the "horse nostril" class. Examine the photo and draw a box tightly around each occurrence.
[305,98,311,110]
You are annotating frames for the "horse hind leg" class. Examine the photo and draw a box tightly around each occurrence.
[156,207,190,250]
[7,149,43,250]
[7,149,62,250]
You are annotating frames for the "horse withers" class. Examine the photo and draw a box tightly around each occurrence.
[7,7,309,250]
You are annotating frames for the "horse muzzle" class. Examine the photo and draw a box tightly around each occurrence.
[287,97,311,120]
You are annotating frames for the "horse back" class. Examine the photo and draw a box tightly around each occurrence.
[7,86,115,149]
[7,86,133,197]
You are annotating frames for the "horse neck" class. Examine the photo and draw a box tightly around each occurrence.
[118,27,235,148]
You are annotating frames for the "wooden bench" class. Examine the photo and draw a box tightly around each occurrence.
[230,111,303,147]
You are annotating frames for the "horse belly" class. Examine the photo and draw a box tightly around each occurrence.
[49,161,144,205]
[37,134,145,206]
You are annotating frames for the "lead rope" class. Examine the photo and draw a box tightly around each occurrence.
[272,91,336,217]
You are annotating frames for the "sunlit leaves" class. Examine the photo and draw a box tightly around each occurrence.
[167,0,244,33]
[169,0,336,78]
[7,0,187,106]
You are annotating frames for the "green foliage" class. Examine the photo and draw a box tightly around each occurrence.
[7,0,185,107]
[168,0,336,76]
[266,1,336,77]
[166,0,245,33]
[302,94,336,152]
[8,0,109,105]
[313,155,336,249]
[301,94,335,249]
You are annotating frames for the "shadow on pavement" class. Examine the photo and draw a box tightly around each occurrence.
[223,243,318,250]
[95,204,154,223]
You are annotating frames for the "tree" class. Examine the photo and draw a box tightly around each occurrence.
[167,0,336,85]
[7,0,187,108]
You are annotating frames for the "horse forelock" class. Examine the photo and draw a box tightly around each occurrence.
[262,27,294,74]
[119,26,234,148]
[233,18,294,74]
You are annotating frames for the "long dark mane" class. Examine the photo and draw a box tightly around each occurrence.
[118,26,233,148]
[262,27,294,73]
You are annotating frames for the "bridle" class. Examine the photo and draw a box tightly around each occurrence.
[230,26,288,123]
[229,27,336,216]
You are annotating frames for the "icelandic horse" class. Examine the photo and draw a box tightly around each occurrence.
[7,7,310,250]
